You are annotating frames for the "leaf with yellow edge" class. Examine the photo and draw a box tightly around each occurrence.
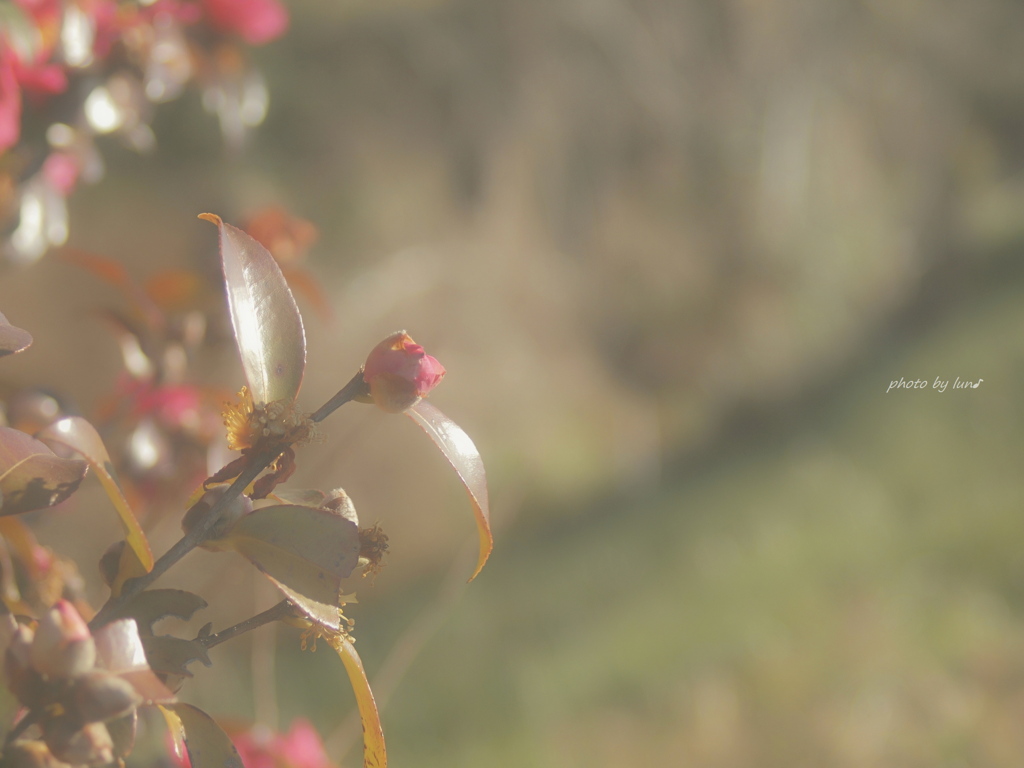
[161,703,242,768]
[406,401,492,580]
[334,636,387,768]
[0,426,87,516]
[36,417,153,592]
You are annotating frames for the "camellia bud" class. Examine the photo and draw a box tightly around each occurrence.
[30,600,96,680]
[362,331,445,413]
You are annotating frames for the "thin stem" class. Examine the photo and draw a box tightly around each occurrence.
[4,710,37,746]
[310,370,368,423]
[90,451,268,629]
[89,370,367,630]
[198,600,293,650]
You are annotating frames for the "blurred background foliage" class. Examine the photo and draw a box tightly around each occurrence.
[3,0,1024,765]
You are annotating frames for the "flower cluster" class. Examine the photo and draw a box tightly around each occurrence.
[3,601,174,767]
[0,0,288,264]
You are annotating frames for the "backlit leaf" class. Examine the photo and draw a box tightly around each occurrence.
[36,417,154,590]
[223,505,361,610]
[333,637,387,768]
[407,401,492,580]
[0,427,87,516]
[162,704,243,768]
[200,213,306,406]
[0,311,32,357]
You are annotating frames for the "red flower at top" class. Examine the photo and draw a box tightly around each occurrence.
[363,331,446,413]
[201,0,289,45]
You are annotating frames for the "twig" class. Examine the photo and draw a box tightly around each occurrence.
[198,600,294,650]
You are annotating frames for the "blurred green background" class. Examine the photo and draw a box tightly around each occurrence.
[5,0,1024,765]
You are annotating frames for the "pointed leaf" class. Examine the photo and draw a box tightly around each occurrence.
[407,401,492,580]
[222,505,360,609]
[162,704,243,768]
[0,427,87,516]
[334,637,387,768]
[36,417,154,588]
[0,311,32,357]
[200,213,306,406]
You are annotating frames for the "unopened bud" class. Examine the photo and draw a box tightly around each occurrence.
[362,332,445,413]
[70,671,141,724]
[31,600,96,679]
[45,719,114,766]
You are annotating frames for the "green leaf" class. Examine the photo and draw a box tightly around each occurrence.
[407,401,493,580]
[0,427,87,516]
[201,213,306,406]
[333,637,387,768]
[162,704,243,768]
[0,311,32,357]
[222,505,361,613]
[35,417,154,590]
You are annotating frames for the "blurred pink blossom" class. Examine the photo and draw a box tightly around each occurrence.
[202,0,288,45]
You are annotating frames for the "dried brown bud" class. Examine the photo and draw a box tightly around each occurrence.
[44,720,113,767]
[69,671,141,724]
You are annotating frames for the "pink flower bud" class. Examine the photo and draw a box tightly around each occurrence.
[362,332,446,413]
[30,600,96,679]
